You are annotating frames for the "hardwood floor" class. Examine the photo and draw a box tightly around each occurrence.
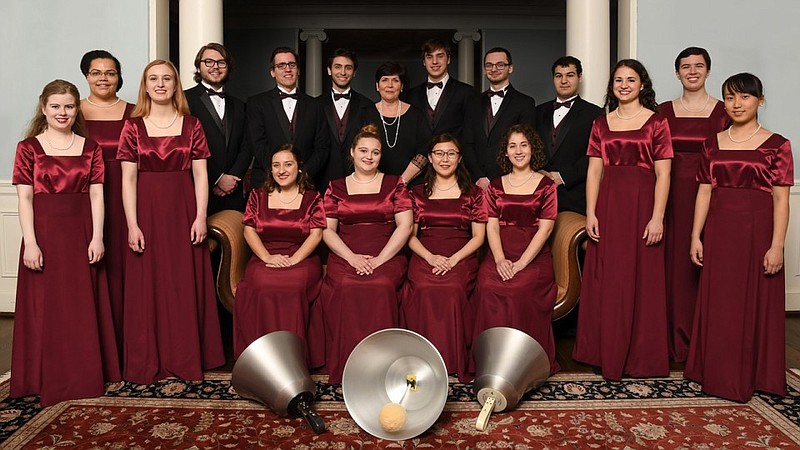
[2,312,800,376]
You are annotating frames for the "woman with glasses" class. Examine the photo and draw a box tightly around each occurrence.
[400,134,486,379]
[117,60,224,385]
[469,124,560,375]
[79,50,133,358]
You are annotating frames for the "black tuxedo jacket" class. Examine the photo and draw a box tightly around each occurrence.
[403,76,477,141]
[462,85,536,181]
[316,89,373,190]
[245,87,330,188]
[535,96,604,214]
[185,84,251,214]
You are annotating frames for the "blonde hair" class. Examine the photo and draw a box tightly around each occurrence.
[25,79,87,139]
[131,59,190,118]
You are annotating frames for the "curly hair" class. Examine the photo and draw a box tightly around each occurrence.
[604,59,659,113]
[422,134,473,198]
[496,124,547,174]
[263,144,315,193]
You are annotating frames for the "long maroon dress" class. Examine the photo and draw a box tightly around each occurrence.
[11,138,120,406]
[318,174,411,384]
[86,103,134,357]
[658,101,729,362]
[117,116,224,385]
[400,185,487,379]
[469,176,560,375]
[233,189,326,360]
[573,114,673,380]
[685,134,794,402]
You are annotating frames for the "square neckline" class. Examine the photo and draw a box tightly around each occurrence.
[33,136,91,158]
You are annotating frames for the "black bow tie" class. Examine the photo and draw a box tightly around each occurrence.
[555,100,574,110]
[206,89,226,99]
[427,81,443,90]
[487,89,505,98]
[279,92,299,100]
[333,92,351,101]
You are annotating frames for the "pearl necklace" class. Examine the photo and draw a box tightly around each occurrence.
[435,180,458,191]
[378,101,401,149]
[275,187,300,204]
[350,171,379,184]
[86,96,121,108]
[146,111,179,129]
[679,92,709,113]
[614,105,644,120]
[506,171,534,187]
[727,122,762,144]
[44,128,75,150]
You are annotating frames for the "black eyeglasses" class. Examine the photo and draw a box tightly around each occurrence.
[200,59,228,68]
[431,150,460,160]
[273,62,298,70]
[484,62,509,71]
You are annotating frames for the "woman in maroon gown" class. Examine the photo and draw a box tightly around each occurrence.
[658,47,730,362]
[686,73,793,402]
[118,60,224,385]
[319,124,413,384]
[401,134,486,379]
[233,145,326,361]
[11,80,120,406]
[573,60,673,380]
[469,124,559,375]
[81,49,134,357]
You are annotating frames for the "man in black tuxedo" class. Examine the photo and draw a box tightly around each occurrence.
[403,38,477,142]
[535,56,604,214]
[316,48,373,190]
[462,47,536,188]
[185,43,251,214]
[246,47,329,188]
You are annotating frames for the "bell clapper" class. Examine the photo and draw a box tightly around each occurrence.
[379,374,417,433]
[475,395,496,431]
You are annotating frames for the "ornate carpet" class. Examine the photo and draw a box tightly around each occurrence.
[1,371,799,449]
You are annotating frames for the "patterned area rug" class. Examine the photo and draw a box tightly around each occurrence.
[1,371,799,449]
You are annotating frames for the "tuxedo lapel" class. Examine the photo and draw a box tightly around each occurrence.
[552,98,584,153]
[269,90,292,142]
[223,97,234,146]
[481,93,490,137]
[198,88,224,131]
[431,81,455,128]
[322,95,338,138]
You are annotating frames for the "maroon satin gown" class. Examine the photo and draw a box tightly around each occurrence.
[317,175,412,384]
[86,102,135,357]
[233,189,326,361]
[685,134,794,402]
[11,138,120,406]
[659,101,730,362]
[469,177,560,375]
[400,185,487,379]
[573,114,674,380]
[117,116,224,385]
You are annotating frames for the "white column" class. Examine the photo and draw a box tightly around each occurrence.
[179,0,223,88]
[617,0,638,60]
[299,29,327,97]
[453,30,481,86]
[566,0,610,107]
[148,0,170,60]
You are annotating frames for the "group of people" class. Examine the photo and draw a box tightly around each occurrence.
[9,38,792,407]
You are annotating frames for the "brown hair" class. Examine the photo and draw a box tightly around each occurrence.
[193,42,234,84]
[348,123,382,166]
[25,79,88,139]
[131,60,190,118]
[422,134,473,197]
[496,124,547,174]
[263,144,314,193]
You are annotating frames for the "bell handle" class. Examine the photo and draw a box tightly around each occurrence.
[297,401,326,434]
[475,395,496,431]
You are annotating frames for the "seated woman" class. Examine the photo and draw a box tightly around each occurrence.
[469,124,560,375]
[401,134,486,380]
[233,145,326,363]
[318,124,413,384]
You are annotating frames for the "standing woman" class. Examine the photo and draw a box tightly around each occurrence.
[401,134,487,380]
[319,124,413,384]
[658,47,729,362]
[233,145,326,362]
[469,124,560,374]
[118,60,224,385]
[366,62,431,185]
[80,49,134,357]
[686,73,793,402]
[573,59,673,380]
[11,80,119,406]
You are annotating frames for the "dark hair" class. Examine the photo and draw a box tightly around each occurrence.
[604,59,658,113]
[421,38,451,59]
[551,56,583,76]
[25,80,88,139]
[271,47,299,67]
[674,46,711,72]
[422,134,473,197]
[721,72,764,98]
[80,50,123,92]
[484,47,512,65]
[374,61,407,86]
[264,144,314,193]
[193,42,234,84]
[496,124,547,174]
[327,48,358,71]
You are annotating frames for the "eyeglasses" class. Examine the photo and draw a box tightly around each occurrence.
[87,70,119,78]
[200,59,228,68]
[431,150,460,160]
[484,62,509,71]
[273,62,298,70]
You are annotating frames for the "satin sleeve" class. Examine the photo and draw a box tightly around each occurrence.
[468,186,489,223]
[392,178,412,213]
[89,140,105,184]
[696,139,713,184]
[189,117,211,160]
[12,140,34,185]
[586,118,602,158]
[116,119,138,162]
[323,182,339,219]
[771,139,795,186]
[242,189,262,228]
[485,182,500,218]
[540,181,558,220]
[651,115,674,160]
[409,187,422,223]
[308,192,327,229]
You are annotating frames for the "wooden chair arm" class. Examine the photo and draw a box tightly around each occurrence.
[550,211,587,320]
[207,210,251,312]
